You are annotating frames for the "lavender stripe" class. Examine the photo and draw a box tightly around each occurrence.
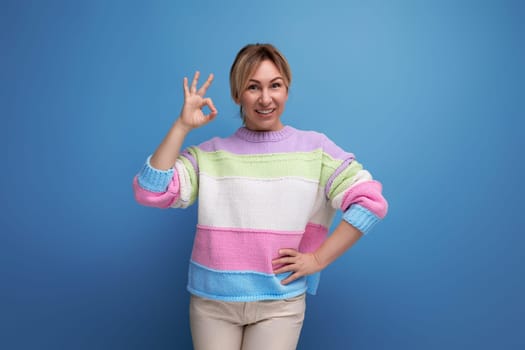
[324,156,355,199]
[197,127,353,160]
[181,150,199,174]
[321,136,355,160]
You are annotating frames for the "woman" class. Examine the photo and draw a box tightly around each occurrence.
[133,43,388,350]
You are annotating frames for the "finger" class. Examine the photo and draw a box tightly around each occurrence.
[183,77,189,97]
[273,264,295,274]
[278,248,298,257]
[191,71,200,93]
[202,98,218,119]
[197,73,214,96]
[281,272,302,285]
[202,97,217,113]
[206,109,218,121]
[272,256,295,265]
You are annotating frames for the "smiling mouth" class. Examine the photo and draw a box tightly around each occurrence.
[256,108,275,115]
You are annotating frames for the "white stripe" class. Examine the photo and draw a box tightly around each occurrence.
[309,186,337,227]
[353,169,373,183]
[171,159,193,208]
[198,174,320,231]
[331,169,373,209]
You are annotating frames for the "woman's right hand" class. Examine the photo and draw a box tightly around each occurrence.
[178,71,218,131]
[149,71,217,170]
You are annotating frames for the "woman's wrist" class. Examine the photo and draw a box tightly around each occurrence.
[174,117,193,135]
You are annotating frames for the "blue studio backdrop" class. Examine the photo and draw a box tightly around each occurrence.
[2,0,524,349]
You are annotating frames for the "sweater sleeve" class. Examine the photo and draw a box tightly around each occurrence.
[321,137,388,234]
[132,148,199,209]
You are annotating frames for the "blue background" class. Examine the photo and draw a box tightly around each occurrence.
[2,0,524,349]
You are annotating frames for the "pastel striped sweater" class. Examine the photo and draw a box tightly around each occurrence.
[133,126,388,302]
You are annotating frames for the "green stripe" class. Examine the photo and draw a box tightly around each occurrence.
[194,149,325,180]
[328,160,363,199]
[319,152,347,188]
[182,148,362,204]
[180,149,199,205]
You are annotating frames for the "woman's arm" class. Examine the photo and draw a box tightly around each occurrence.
[133,71,217,208]
[150,71,218,170]
[273,220,363,285]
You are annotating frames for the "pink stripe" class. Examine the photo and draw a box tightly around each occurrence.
[197,225,305,235]
[341,180,388,218]
[191,224,328,273]
[299,224,329,253]
[132,175,180,208]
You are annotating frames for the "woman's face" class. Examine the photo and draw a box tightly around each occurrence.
[239,60,288,131]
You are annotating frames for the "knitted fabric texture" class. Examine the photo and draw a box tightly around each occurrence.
[133,126,388,302]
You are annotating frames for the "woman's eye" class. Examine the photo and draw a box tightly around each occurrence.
[271,82,282,89]
[247,85,259,91]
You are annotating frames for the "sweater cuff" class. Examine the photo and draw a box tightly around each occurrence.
[342,204,380,235]
[137,156,175,193]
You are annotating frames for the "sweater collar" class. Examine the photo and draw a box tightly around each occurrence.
[234,125,295,142]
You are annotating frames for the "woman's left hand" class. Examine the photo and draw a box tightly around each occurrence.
[272,249,325,285]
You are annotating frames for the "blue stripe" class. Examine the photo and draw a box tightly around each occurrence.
[137,156,174,192]
[306,272,321,295]
[343,204,380,235]
[187,261,308,302]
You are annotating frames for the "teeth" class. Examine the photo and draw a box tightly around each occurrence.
[257,109,273,114]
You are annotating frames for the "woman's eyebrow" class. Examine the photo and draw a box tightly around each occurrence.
[248,77,284,83]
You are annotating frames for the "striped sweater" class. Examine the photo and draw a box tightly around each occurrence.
[133,126,388,302]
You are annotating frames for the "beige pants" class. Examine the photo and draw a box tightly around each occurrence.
[189,294,306,350]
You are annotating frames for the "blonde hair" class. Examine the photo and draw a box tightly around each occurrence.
[230,44,292,119]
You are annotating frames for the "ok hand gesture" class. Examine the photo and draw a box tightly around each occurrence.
[178,71,218,131]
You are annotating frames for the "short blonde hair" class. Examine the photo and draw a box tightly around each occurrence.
[230,43,292,106]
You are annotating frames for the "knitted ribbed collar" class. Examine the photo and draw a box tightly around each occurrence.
[234,125,295,142]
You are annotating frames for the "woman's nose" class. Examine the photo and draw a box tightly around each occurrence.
[259,89,272,105]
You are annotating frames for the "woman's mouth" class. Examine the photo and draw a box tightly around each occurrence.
[256,108,275,116]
